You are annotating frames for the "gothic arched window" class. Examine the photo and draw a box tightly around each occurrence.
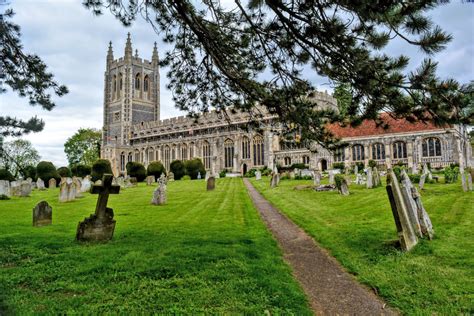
[148,147,154,163]
[284,157,291,166]
[119,73,123,91]
[253,135,264,166]
[127,152,132,163]
[422,137,442,157]
[135,73,141,90]
[163,145,171,170]
[393,141,407,159]
[302,155,310,165]
[242,136,250,159]
[352,144,364,161]
[189,142,194,159]
[224,139,234,169]
[113,75,117,93]
[144,75,149,92]
[120,152,125,172]
[372,143,385,160]
[334,147,345,162]
[181,144,188,160]
[202,141,211,169]
[134,149,140,162]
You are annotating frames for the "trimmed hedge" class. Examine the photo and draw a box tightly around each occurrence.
[147,161,166,179]
[71,164,91,178]
[58,166,72,178]
[36,161,60,187]
[184,158,206,180]
[170,160,186,180]
[91,159,113,182]
[126,161,146,182]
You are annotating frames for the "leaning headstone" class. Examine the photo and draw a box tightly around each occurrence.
[313,171,321,186]
[10,181,21,196]
[151,181,167,205]
[0,180,11,197]
[48,178,57,188]
[168,172,174,182]
[270,172,279,188]
[76,174,120,242]
[72,177,82,198]
[33,201,52,227]
[338,179,350,196]
[468,173,473,192]
[418,173,426,190]
[81,176,92,193]
[373,167,381,187]
[328,171,335,185]
[146,175,155,186]
[386,170,418,251]
[36,178,46,190]
[59,178,75,202]
[19,181,32,197]
[255,171,262,180]
[366,168,373,189]
[197,172,202,180]
[207,176,215,191]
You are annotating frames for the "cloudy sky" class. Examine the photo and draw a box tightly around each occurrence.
[1,0,473,166]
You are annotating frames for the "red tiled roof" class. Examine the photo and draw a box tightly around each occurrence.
[326,113,445,138]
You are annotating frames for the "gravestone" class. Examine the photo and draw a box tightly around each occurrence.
[0,180,10,197]
[95,180,102,185]
[338,179,350,196]
[460,170,468,192]
[10,181,21,196]
[81,176,92,193]
[270,172,280,188]
[19,181,32,197]
[76,174,120,242]
[207,176,215,191]
[33,201,52,227]
[159,172,167,185]
[419,173,426,190]
[146,175,155,186]
[197,172,201,180]
[168,172,174,182]
[468,173,473,191]
[26,177,32,184]
[255,171,262,180]
[373,167,381,187]
[151,178,167,205]
[366,168,373,189]
[328,171,335,185]
[59,178,75,202]
[354,165,359,175]
[386,170,418,251]
[313,171,321,186]
[36,178,46,190]
[411,164,418,174]
[289,171,295,179]
[72,177,82,198]
[48,178,57,188]
[355,173,364,185]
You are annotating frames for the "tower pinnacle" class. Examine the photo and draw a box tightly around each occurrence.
[125,33,132,59]
[107,41,114,66]
[152,42,159,65]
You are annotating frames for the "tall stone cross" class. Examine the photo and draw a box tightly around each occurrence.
[91,174,120,220]
[76,174,120,242]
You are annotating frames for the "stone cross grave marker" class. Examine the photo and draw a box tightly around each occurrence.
[207,176,215,191]
[48,178,57,188]
[151,177,167,205]
[76,174,120,242]
[33,201,52,227]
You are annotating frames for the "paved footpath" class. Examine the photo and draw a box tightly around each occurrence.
[243,179,398,315]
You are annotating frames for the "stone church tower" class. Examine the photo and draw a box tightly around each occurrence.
[101,34,160,169]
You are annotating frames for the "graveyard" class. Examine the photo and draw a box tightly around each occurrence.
[0,172,472,314]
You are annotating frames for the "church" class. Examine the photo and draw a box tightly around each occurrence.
[101,35,472,176]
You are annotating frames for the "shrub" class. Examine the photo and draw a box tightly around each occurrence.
[36,161,60,186]
[444,165,459,184]
[170,160,185,180]
[408,174,420,183]
[147,161,166,179]
[182,175,191,180]
[260,166,272,176]
[368,160,377,168]
[392,166,403,182]
[355,162,364,173]
[0,194,10,200]
[334,174,345,190]
[290,163,306,169]
[91,159,113,182]
[184,158,205,180]
[219,169,227,178]
[0,169,15,181]
[71,164,91,178]
[244,168,257,178]
[21,165,37,181]
[126,161,147,182]
[332,162,345,171]
[57,166,72,178]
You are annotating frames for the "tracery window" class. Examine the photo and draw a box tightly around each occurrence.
[253,135,264,166]
[189,142,194,159]
[242,136,250,159]
[224,139,234,169]
[144,75,149,92]
[284,157,291,166]
[372,143,385,160]
[422,137,442,157]
[134,150,140,162]
[135,73,141,90]
[334,147,345,162]
[148,148,154,163]
[181,144,188,160]
[393,141,407,159]
[119,73,123,91]
[302,155,310,165]
[352,144,364,161]
[120,152,125,172]
[127,152,132,163]
[202,141,211,169]
[163,145,171,170]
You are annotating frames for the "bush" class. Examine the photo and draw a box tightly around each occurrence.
[147,161,166,179]
[368,160,377,168]
[71,164,91,178]
[355,162,364,173]
[392,166,403,182]
[21,165,37,181]
[126,161,147,182]
[334,174,345,190]
[91,159,113,182]
[332,162,345,171]
[408,174,421,183]
[0,194,10,200]
[260,166,272,176]
[57,166,72,178]
[36,161,60,186]
[244,168,257,178]
[182,175,191,180]
[0,169,15,181]
[184,158,206,180]
[170,160,185,180]
[219,169,227,178]
[444,166,459,184]
[290,163,306,169]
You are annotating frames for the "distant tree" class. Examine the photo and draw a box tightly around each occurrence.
[91,159,112,182]
[333,83,352,118]
[64,128,101,167]
[36,161,60,186]
[0,8,68,138]
[22,165,37,181]
[84,1,471,150]
[460,81,474,124]
[57,166,72,178]
[0,139,40,178]
[184,158,206,180]
[147,161,166,178]
[170,160,185,180]
[71,164,92,178]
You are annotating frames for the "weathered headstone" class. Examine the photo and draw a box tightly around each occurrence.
[81,176,92,193]
[460,170,468,192]
[151,179,167,205]
[36,178,46,190]
[197,172,202,180]
[313,171,321,186]
[373,167,381,187]
[33,201,52,227]
[289,171,295,179]
[270,172,279,188]
[168,172,174,181]
[76,174,120,242]
[26,177,32,184]
[19,181,32,197]
[146,175,155,186]
[468,173,473,192]
[419,173,426,190]
[72,177,82,198]
[338,178,350,196]
[59,178,76,202]
[10,181,21,196]
[366,168,373,189]
[411,164,418,175]
[48,178,57,188]
[386,171,419,251]
[0,180,11,197]
[354,164,359,175]
[255,171,262,180]
[95,180,103,185]
[328,171,335,185]
[207,176,215,191]
[355,173,364,185]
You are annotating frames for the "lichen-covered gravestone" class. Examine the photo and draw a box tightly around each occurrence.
[418,173,426,190]
[72,177,82,198]
[460,170,468,192]
[468,173,473,191]
[151,177,167,205]
[48,178,57,188]
[328,171,335,185]
[366,168,373,189]
[59,178,75,202]
[36,178,46,190]
[76,174,120,242]
[81,176,92,193]
[19,181,32,197]
[270,172,279,188]
[313,171,321,186]
[0,180,11,197]
[146,175,155,186]
[168,172,175,182]
[255,171,262,180]
[338,178,350,196]
[33,201,52,227]
[373,167,381,187]
[207,176,215,191]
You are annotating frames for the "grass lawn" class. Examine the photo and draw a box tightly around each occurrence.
[0,178,311,314]
[250,176,474,315]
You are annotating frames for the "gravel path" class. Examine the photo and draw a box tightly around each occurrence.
[244,179,398,315]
